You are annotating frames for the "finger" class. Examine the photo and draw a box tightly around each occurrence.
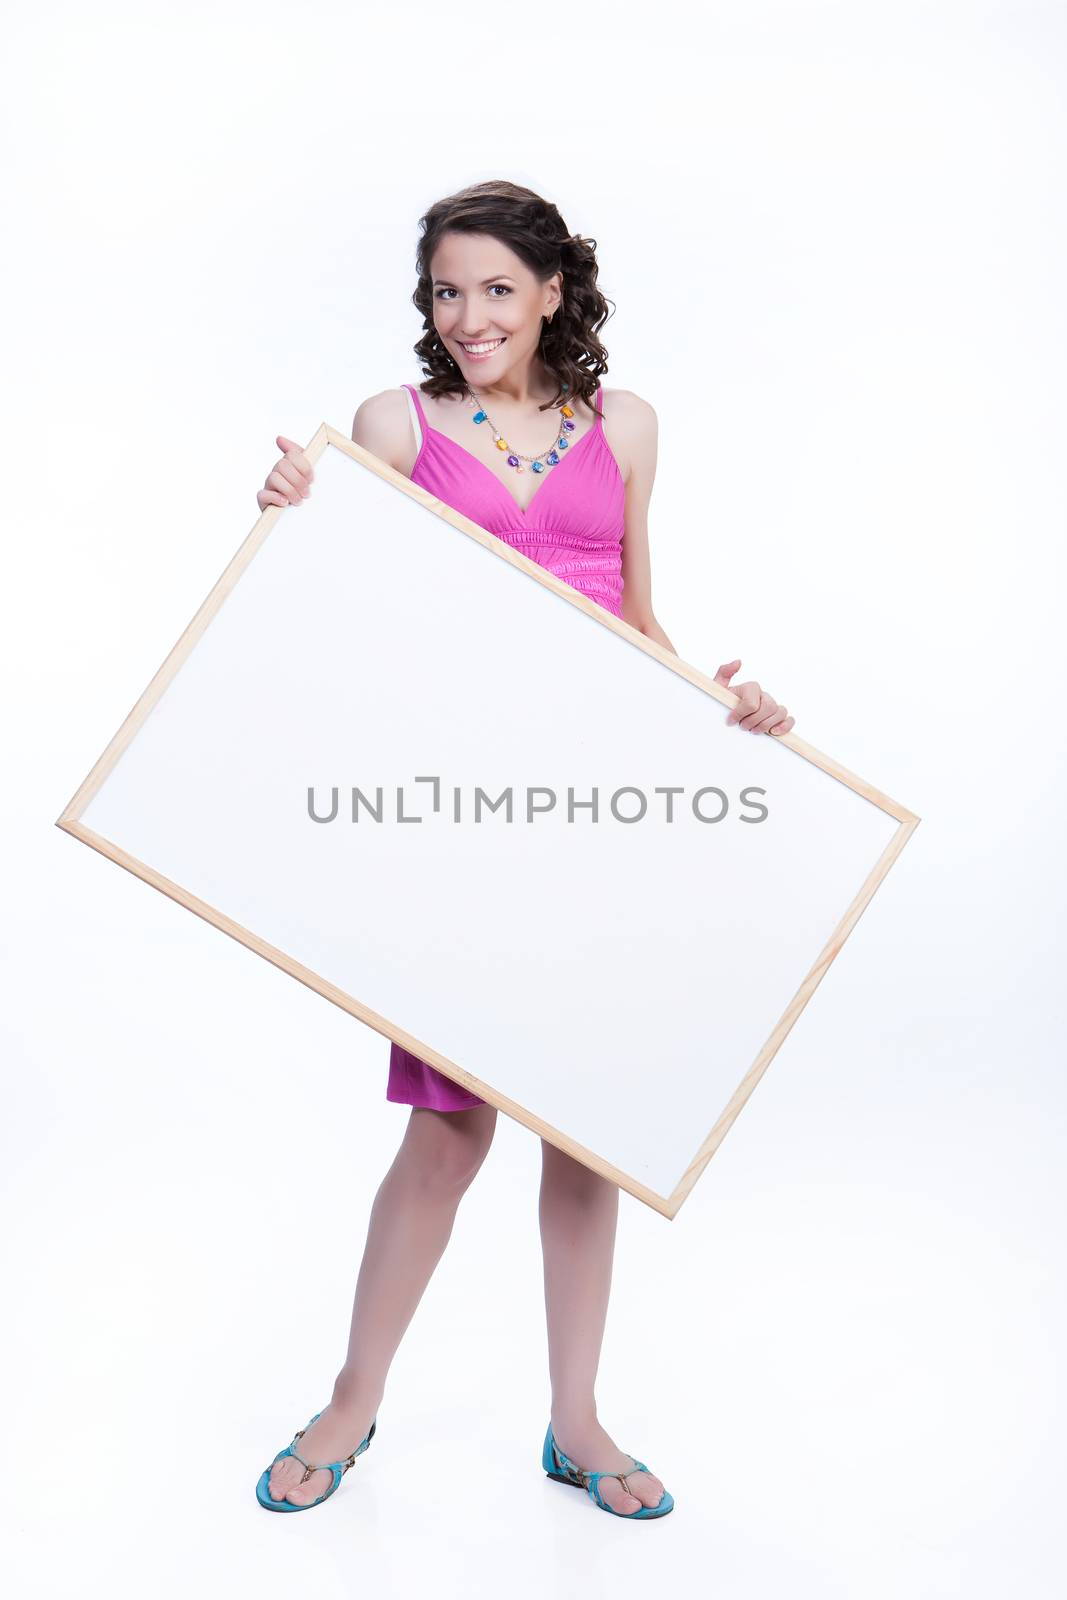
[275,455,312,493]
[267,469,303,504]
[714,658,742,687]
[726,681,760,724]
[276,436,315,479]
[769,716,795,735]
[747,701,786,734]
[267,471,304,506]
[269,463,309,503]
[734,691,774,731]
[259,490,290,509]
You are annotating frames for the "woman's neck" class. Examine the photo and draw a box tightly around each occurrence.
[466,356,559,409]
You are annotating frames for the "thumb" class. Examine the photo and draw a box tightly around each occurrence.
[276,434,304,455]
[714,658,742,686]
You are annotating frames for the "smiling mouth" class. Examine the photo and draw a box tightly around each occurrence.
[458,337,507,356]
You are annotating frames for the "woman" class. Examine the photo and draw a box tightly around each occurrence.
[254,179,795,1520]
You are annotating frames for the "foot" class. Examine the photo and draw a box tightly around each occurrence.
[267,1384,381,1508]
[550,1414,668,1516]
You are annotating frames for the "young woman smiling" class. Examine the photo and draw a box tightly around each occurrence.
[254,179,796,1521]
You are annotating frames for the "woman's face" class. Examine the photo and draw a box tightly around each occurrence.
[429,230,561,385]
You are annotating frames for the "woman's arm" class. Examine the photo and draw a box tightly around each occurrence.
[607,389,795,737]
[352,388,418,476]
[610,391,679,654]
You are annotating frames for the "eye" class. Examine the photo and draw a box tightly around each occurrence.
[433,284,512,300]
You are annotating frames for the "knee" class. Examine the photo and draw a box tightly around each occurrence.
[406,1105,497,1191]
[540,1137,615,1201]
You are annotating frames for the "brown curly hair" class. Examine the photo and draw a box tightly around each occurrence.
[411,179,615,416]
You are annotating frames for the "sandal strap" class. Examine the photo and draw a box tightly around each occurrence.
[290,1424,369,1481]
[290,1446,357,1481]
[613,1460,649,1496]
[552,1435,648,1494]
[590,1459,646,1492]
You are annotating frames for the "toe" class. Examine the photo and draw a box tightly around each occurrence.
[629,1469,666,1507]
[598,1476,643,1515]
[286,1468,332,1506]
[268,1459,300,1501]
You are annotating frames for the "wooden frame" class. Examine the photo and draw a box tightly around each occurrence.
[57,425,920,1217]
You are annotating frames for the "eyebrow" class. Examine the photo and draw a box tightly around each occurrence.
[431,275,515,287]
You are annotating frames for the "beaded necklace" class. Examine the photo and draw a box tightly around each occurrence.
[463,383,576,475]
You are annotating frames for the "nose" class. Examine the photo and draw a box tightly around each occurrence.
[451,308,496,339]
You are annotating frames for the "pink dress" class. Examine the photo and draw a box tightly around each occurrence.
[386,379,626,1111]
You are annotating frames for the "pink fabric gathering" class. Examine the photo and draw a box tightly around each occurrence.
[386,380,626,1112]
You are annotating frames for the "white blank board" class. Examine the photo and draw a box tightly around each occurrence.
[58,425,919,1216]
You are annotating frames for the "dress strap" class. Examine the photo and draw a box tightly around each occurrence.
[403,382,429,450]
[594,384,604,428]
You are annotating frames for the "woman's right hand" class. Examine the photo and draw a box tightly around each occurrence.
[257,435,314,511]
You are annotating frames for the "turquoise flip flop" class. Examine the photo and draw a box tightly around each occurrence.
[256,1409,377,1512]
[543,1421,674,1518]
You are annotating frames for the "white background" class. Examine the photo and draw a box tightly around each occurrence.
[2,2,1064,1595]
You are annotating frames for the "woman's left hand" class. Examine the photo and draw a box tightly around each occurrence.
[714,658,795,736]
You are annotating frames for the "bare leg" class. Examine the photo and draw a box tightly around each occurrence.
[268,1101,497,1506]
[539,1138,667,1514]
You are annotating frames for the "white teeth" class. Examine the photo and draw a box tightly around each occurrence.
[461,338,504,353]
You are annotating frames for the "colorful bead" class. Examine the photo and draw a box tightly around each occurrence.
[464,387,579,477]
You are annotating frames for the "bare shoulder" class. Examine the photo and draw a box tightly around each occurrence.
[351,386,418,476]
[598,387,658,483]
[602,387,657,429]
